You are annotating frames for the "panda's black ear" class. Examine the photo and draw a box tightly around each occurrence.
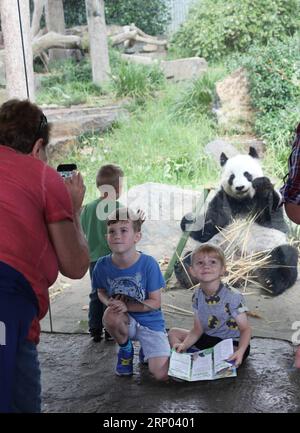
[249,147,259,159]
[220,152,228,167]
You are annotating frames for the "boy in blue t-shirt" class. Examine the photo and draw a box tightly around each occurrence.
[92,207,170,380]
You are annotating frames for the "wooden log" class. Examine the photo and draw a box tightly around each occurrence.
[32,31,82,56]
[110,29,138,46]
[135,35,167,46]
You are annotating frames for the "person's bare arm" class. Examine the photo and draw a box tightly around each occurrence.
[48,214,89,279]
[126,289,162,312]
[174,315,203,352]
[47,172,89,279]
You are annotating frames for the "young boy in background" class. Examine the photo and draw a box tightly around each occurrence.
[81,164,124,342]
[93,207,170,380]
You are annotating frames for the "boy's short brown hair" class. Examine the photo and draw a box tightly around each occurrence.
[191,243,226,267]
[96,164,124,189]
[107,207,144,233]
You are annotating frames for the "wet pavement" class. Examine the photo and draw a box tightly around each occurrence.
[40,334,300,413]
[39,183,300,413]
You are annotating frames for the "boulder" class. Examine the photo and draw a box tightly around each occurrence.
[160,57,208,81]
[119,182,204,261]
[121,53,155,65]
[44,103,128,156]
[215,67,254,133]
[205,139,239,163]
[141,44,158,53]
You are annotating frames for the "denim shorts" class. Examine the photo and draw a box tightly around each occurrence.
[128,316,170,361]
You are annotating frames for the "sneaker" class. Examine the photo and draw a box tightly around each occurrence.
[116,345,134,376]
[139,347,148,365]
[104,329,114,342]
[89,328,103,343]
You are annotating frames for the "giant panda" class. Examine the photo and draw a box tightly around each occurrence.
[176,147,298,295]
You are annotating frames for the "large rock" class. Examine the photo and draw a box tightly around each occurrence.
[215,67,254,133]
[121,53,154,65]
[205,139,239,163]
[120,55,208,81]
[119,182,204,261]
[141,44,158,53]
[44,103,128,156]
[160,57,208,81]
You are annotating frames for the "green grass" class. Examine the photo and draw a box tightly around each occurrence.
[111,61,166,100]
[50,83,219,204]
[36,59,106,106]
[45,55,293,203]
[169,66,228,123]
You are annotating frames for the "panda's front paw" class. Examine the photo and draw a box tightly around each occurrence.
[180,213,195,232]
[252,176,273,192]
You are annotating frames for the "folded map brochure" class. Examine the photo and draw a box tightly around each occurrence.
[168,338,237,381]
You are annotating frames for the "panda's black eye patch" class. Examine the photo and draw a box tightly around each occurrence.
[228,174,235,185]
[244,171,253,181]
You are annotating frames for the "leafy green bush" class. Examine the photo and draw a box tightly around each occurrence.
[245,39,300,113]
[63,0,170,35]
[224,36,300,178]
[171,0,300,61]
[111,61,165,101]
[63,0,87,27]
[243,37,300,149]
[105,0,170,35]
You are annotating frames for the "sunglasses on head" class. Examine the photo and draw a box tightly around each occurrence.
[34,113,48,142]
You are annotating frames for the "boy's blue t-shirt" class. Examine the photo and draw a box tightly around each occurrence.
[92,253,166,332]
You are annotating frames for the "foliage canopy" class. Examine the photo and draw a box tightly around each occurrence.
[171,0,300,60]
[63,0,170,35]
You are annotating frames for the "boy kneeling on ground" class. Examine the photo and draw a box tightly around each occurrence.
[92,207,170,380]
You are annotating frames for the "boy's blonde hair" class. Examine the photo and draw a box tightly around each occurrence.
[191,243,226,267]
[96,164,124,190]
[107,207,144,233]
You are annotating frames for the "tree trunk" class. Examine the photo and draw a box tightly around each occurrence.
[31,0,47,39]
[85,0,110,85]
[0,0,35,100]
[45,0,67,62]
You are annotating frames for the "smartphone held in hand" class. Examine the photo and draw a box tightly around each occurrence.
[57,163,77,178]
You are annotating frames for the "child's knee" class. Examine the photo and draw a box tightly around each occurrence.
[151,368,169,381]
[103,307,120,328]
[149,358,169,381]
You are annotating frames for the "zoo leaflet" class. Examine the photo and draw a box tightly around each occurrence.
[168,338,237,381]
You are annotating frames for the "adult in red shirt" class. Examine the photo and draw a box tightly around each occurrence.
[0,99,89,412]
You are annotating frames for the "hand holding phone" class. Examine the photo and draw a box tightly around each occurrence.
[57,163,77,178]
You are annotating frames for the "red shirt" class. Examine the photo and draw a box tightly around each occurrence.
[0,145,73,343]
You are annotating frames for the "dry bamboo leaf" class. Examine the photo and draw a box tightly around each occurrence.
[246,310,263,319]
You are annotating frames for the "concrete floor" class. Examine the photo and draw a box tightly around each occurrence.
[39,270,300,414]
[39,182,300,413]
[40,333,300,413]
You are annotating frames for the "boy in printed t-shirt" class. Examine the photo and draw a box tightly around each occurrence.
[169,244,251,368]
[92,207,170,380]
